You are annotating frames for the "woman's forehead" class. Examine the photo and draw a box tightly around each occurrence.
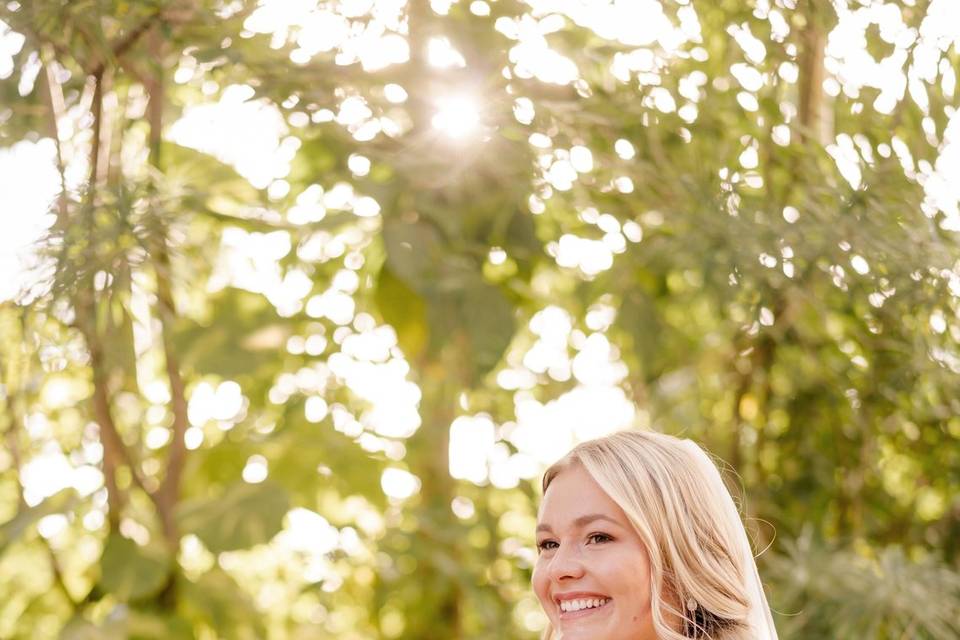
[537,465,628,527]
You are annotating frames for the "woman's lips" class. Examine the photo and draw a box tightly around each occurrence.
[558,599,612,620]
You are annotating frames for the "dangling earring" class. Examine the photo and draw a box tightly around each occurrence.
[686,597,698,612]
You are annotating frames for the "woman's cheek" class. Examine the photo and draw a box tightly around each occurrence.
[531,561,551,613]
[531,561,545,595]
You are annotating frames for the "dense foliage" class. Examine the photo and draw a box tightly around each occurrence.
[1,0,959,638]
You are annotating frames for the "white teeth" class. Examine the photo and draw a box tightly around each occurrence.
[559,597,609,612]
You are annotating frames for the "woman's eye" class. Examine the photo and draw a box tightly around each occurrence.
[587,533,612,544]
[537,540,558,552]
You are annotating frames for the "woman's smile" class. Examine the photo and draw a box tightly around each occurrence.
[557,595,613,619]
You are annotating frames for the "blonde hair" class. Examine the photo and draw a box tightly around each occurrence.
[538,430,778,640]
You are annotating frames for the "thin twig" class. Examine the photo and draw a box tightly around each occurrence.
[87,12,165,79]
[87,70,105,199]
[141,24,189,547]
[40,46,69,219]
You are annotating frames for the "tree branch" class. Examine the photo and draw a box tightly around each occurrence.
[74,66,160,525]
[87,70,106,196]
[87,12,165,79]
[136,24,188,547]
[797,1,833,147]
[40,46,69,219]
[154,264,189,545]
[77,307,166,522]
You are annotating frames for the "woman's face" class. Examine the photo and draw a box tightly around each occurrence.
[532,463,657,640]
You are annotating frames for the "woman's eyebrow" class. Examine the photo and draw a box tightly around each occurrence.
[536,513,622,533]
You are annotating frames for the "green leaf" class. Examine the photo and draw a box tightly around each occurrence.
[58,616,107,640]
[99,290,138,392]
[502,207,541,270]
[269,396,387,508]
[162,142,263,215]
[382,217,447,295]
[177,481,289,553]
[98,534,171,602]
[178,568,265,639]
[374,265,428,360]
[460,282,515,378]
[0,489,78,556]
[864,23,895,62]
[618,288,670,381]
[172,287,287,380]
[59,609,193,640]
[124,610,194,640]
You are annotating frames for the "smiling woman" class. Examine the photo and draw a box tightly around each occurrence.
[532,431,778,640]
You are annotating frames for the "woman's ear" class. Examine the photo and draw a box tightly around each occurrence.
[684,606,739,638]
[652,575,686,635]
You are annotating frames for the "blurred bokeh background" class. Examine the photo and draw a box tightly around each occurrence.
[1,0,959,637]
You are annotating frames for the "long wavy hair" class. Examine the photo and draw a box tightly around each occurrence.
[538,430,778,640]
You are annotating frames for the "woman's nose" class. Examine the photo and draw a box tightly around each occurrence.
[548,543,586,581]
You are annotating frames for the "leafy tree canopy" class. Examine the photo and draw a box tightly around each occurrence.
[1,0,959,638]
